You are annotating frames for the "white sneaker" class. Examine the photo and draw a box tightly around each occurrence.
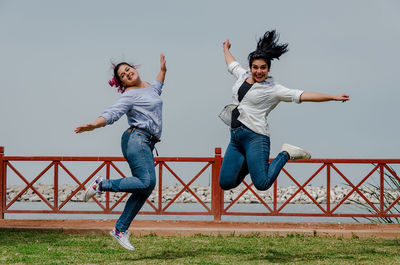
[110,228,135,251]
[281,143,311,161]
[83,176,103,202]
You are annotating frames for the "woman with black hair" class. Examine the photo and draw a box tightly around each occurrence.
[219,30,349,191]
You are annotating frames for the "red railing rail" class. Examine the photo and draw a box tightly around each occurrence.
[1,146,400,221]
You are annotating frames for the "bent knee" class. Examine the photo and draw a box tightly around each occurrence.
[253,182,273,191]
[137,173,156,194]
[143,179,156,192]
[219,180,234,190]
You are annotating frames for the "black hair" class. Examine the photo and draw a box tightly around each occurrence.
[113,62,131,88]
[247,30,289,69]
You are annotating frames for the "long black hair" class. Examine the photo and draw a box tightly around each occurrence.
[248,30,288,69]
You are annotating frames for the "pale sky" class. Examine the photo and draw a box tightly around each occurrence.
[1,0,400,162]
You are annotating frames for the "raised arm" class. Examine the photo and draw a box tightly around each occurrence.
[156,54,167,83]
[223,39,236,66]
[74,116,106,133]
[300,92,350,102]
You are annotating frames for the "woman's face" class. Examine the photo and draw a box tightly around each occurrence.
[117,64,140,87]
[251,59,269,83]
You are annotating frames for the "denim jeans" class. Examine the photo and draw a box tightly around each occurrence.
[219,125,289,191]
[101,128,157,232]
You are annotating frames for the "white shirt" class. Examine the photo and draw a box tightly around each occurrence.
[219,61,303,137]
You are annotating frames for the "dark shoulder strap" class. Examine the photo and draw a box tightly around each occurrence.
[237,81,253,102]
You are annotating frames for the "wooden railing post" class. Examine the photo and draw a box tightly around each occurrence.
[211,147,223,221]
[0,146,4,219]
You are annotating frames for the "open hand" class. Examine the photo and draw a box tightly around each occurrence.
[334,94,350,102]
[160,54,166,72]
[74,124,96,134]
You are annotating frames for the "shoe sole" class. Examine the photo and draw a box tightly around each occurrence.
[83,190,94,202]
[109,231,135,251]
[83,177,102,202]
[83,186,98,202]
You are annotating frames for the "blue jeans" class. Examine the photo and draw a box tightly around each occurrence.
[219,125,289,191]
[101,128,157,232]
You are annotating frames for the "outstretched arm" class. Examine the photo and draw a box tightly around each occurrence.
[300,92,349,102]
[74,116,106,133]
[156,54,167,83]
[223,39,236,66]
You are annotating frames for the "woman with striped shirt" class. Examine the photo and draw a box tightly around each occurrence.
[75,54,166,251]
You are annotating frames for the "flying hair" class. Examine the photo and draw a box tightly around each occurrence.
[248,30,289,69]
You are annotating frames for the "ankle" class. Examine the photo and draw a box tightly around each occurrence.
[115,228,123,233]
[282,151,290,160]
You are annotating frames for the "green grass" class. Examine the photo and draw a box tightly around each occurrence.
[0,231,399,264]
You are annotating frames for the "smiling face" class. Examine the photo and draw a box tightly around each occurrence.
[250,59,269,83]
[117,64,140,87]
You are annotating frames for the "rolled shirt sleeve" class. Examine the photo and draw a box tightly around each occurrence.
[275,84,304,104]
[228,61,247,80]
[101,94,133,125]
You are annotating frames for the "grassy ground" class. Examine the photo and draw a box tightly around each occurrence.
[0,231,399,264]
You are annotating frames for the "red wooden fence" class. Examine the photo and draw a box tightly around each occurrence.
[1,146,400,221]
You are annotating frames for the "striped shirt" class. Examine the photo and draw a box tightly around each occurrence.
[101,80,163,139]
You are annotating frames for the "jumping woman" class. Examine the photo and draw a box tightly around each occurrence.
[219,30,349,192]
[75,54,166,251]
